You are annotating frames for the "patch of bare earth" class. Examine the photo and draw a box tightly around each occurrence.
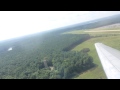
[92,23,120,30]
[49,67,54,71]
[84,30,120,32]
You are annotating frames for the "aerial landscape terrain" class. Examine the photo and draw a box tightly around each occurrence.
[64,23,120,79]
[0,14,120,79]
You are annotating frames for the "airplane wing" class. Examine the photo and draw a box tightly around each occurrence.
[95,43,120,79]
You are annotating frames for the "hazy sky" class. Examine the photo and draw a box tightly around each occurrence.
[0,11,120,41]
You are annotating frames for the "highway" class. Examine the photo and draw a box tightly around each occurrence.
[95,43,120,79]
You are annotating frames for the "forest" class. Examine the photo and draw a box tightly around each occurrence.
[0,26,94,79]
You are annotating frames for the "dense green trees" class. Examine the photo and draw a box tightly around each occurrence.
[0,29,94,79]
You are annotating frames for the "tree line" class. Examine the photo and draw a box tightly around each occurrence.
[0,29,94,79]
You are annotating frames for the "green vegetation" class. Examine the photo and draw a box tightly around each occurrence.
[63,26,120,79]
[1,18,120,79]
[71,37,107,79]
[0,30,94,79]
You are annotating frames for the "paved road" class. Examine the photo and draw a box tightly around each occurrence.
[95,43,120,79]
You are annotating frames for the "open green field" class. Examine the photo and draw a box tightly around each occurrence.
[63,28,120,79]
[64,29,120,36]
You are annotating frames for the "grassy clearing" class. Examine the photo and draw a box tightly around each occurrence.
[63,29,120,79]
[63,29,120,36]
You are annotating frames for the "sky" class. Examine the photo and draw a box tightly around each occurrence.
[0,11,120,41]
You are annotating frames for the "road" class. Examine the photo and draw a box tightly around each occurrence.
[95,43,120,79]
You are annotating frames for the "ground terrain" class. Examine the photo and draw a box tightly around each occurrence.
[63,23,120,79]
